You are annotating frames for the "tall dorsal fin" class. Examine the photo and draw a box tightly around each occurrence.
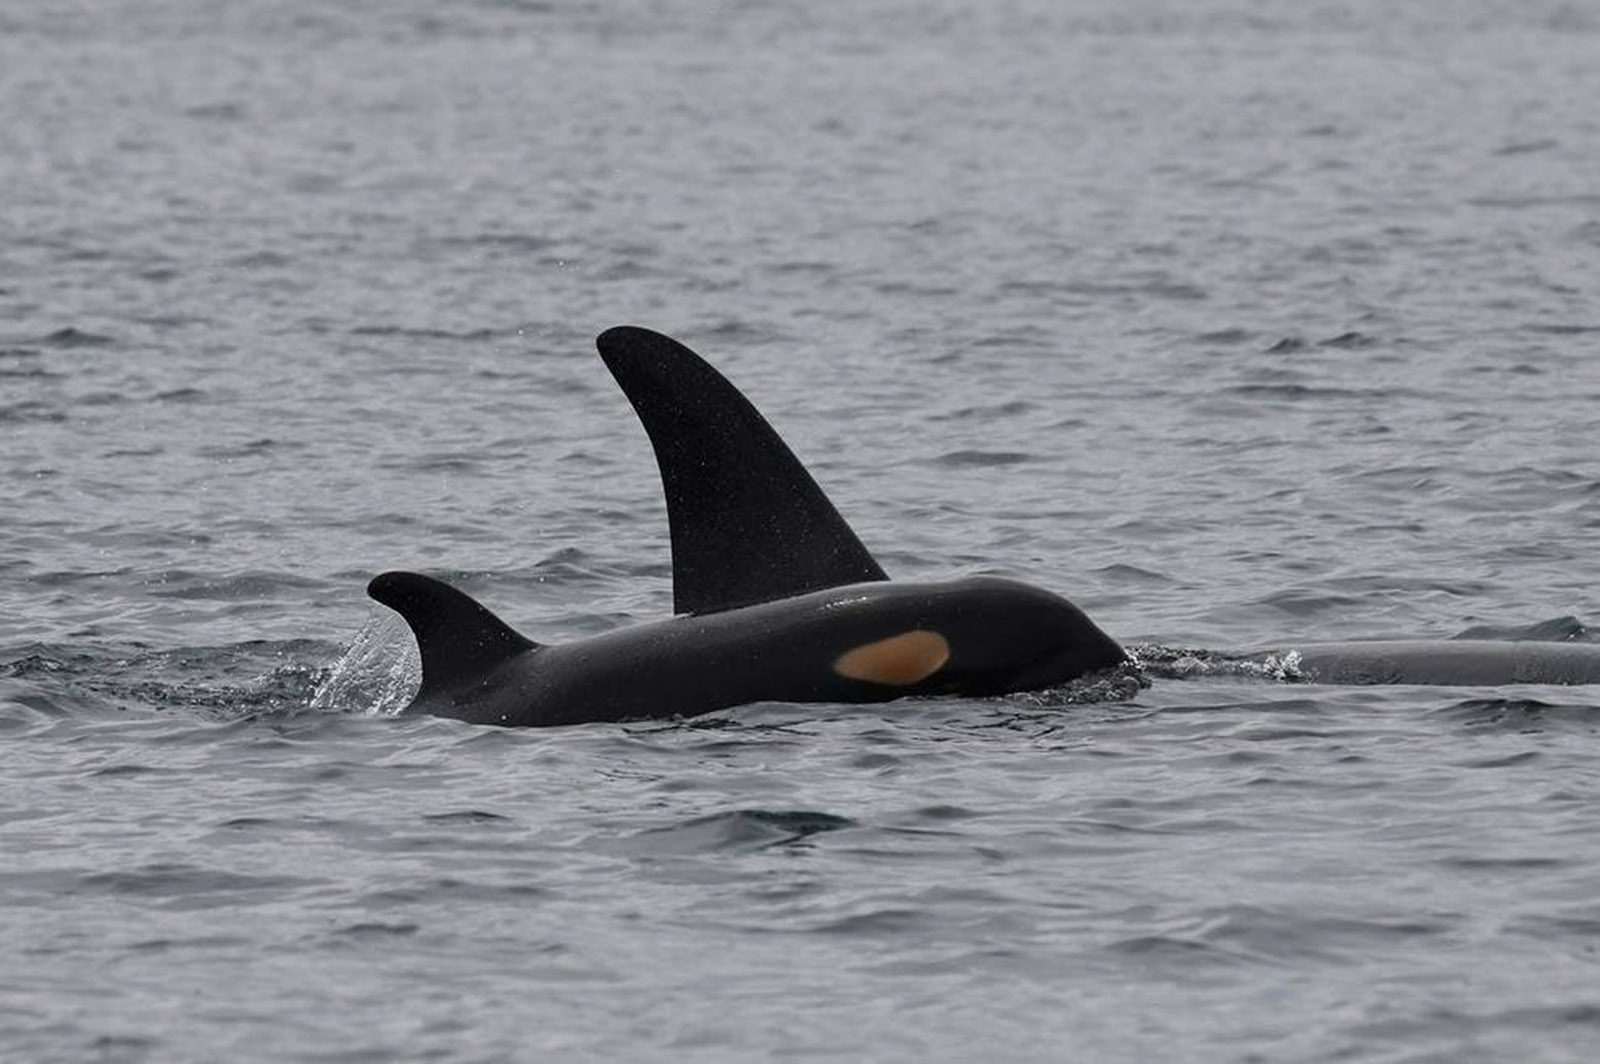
[367,571,536,697]
[596,326,888,615]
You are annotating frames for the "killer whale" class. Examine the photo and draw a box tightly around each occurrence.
[1257,639,1600,686]
[1136,637,1600,686]
[369,326,1127,727]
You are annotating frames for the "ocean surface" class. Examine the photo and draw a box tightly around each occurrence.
[4,1,1599,1060]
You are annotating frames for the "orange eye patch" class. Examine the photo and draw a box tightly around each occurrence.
[832,630,950,686]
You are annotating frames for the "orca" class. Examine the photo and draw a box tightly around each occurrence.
[1136,637,1600,685]
[369,326,1128,727]
[1259,639,1600,686]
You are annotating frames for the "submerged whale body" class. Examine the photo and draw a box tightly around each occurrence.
[369,326,1126,727]
[1272,639,1600,686]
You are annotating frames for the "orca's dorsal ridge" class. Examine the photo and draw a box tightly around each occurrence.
[596,326,888,615]
[367,571,536,697]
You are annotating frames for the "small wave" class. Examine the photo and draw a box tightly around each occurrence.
[1453,615,1590,642]
[1525,322,1600,335]
[622,809,857,856]
[329,921,420,939]
[1319,330,1378,349]
[1225,382,1390,401]
[33,327,114,348]
[422,810,514,825]
[997,279,1207,303]
[1468,193,1600,209]
[76,862,323,905]
[701,319,785,343]
[929,399,1037,422]
[1098,933,1252,973]
[808,908,930,936]
[395,452,482,474]
[1493,138,1559,156]
[184,101,248,121]
[0,400,68,425]
[1178,904,1458,969]
[1261,331,1380,354]
[348,324,497,341]
[767,259,834,276]
[228,250,291,269]
[1255,587,1362,617]
[1439,853,1562,871]
[433,232,557,253]
[1195,327,1254,345]
[931,449,1035,468]
[1428,697,1598,732]
[0,364,65,380]
[142,569,322,600]
[1093,563,1177,586]
[152,387,207,404]
[201,438,300,460]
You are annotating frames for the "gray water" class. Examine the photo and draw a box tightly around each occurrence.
[4,1,1600,1060]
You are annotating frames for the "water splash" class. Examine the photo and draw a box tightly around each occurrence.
[309,608,419,717]
[1009,660,1151,707]
[1128,644,1305,683]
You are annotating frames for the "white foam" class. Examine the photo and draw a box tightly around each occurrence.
[309,608,420,717]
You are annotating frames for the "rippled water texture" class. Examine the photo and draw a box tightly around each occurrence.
[4,1,1599,1061]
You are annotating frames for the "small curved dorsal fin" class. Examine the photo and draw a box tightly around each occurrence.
[368,571,536,696]
[597,326,888,615]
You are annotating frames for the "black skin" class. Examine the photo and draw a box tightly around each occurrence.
[369,572,1128,727]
